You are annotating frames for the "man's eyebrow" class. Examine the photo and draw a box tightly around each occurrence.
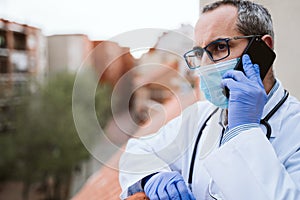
[192,46,201,50]
[193,37,228,49]
[208,37,228,43]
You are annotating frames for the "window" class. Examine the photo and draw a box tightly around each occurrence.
[0,56,8,73]
[13,32,26,50]
[0,30,7,48]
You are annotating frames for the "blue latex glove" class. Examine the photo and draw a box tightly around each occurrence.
[144,171,195,200]
[221,54,267,130]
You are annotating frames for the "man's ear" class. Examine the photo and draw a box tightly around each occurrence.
[261,35,274,49]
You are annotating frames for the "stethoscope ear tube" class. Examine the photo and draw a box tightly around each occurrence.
[188,108,219,189]
[260,89,289,139]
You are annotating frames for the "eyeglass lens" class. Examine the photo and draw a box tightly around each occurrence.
[185,39,230,68]
[206,39,229,61]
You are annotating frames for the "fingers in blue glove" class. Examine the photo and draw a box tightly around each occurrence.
[220,54,267,130]
[165,182,181,199]
[242,54,257,80]
[242,54,265,88]
[221,70,246,93]
[242,54,262,82]
[222,70,246,82]
[221,55,265,91]
[144,171,195,200]
[176,181,196,200]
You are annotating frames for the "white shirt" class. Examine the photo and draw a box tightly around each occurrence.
[119,80,300,199]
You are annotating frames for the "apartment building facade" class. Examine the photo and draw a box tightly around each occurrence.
[0,19,47,133]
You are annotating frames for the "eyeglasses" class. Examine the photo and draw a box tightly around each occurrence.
[183,35,261,69]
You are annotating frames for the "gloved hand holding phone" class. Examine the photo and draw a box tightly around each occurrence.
[222,54,267,130]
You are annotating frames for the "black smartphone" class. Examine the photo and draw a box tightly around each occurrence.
[224,36,276,98]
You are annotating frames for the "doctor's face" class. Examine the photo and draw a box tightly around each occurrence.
[194,5,248,66]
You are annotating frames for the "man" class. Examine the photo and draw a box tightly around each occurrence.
[119,0,300,199]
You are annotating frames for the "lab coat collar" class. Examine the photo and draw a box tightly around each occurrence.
[261,79,285,138]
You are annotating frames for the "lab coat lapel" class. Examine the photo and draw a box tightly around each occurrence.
[261,80,285,139]
[198,108,223,160]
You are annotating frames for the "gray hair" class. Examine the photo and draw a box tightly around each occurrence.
[202,0,274,39]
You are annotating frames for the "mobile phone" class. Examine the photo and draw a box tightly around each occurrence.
[224,36,276,98]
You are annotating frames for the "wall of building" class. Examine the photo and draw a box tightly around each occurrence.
[0,19,47,132]
[199,0,300,99]
[47,34,93,73]
[0,19,47,76]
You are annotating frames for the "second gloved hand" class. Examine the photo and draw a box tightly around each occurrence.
[221,54,267,130]
[144,171,195,200]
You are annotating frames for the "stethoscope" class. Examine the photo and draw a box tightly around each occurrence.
[188,89,289,189]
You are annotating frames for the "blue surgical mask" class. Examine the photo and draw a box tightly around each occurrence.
[195,58,239,108]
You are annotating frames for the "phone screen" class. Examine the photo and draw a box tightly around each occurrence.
[224,36,276,98]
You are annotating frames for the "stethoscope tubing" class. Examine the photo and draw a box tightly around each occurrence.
[188,89,289,188]
[261,89,289,139]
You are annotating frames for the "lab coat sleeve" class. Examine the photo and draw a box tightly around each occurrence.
[119,116,189,198]
[203,127,300,200]
[119,102,213,199]
[119,134,173,199]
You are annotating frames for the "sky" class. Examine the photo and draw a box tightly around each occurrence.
[0,0,199,41]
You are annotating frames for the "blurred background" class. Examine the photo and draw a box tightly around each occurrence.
[0,0,299,199]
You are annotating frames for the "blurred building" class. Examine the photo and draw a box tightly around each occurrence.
[72,24,200,200]
[93,41,135,85]
[66,40,137,196]
[47,38,136,114]
[92,40,135,113]
[47,34,93,73]
[0,18,47,133]
[0,18,48,200]
[132,24,199,124]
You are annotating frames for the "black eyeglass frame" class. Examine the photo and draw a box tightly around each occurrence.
[184,35,262,69]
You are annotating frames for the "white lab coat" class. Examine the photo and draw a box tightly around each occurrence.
[119,81,300,200]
